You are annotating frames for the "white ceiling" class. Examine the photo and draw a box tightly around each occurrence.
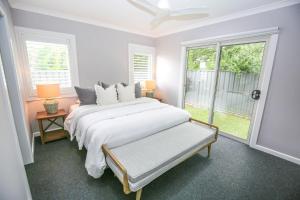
[8,0,298,37]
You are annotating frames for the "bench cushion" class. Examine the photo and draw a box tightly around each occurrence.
[106,122,216,191]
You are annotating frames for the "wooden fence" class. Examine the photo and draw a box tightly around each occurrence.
[185,70,260,117]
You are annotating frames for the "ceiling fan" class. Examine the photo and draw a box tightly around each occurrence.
[128,0,209,28]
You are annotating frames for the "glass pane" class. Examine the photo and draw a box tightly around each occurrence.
[184,46,217,123]
[213,42,266,140]
[25,41,71,89]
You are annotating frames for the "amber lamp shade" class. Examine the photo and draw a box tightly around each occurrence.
[36,84,60,114]
[36,84,60,99]
[144,80,156,90]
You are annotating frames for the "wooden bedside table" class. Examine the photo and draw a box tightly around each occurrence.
[150,97,163,102]
[155,97,163,102]
[36,109,68,144]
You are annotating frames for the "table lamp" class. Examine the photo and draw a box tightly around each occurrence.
[144,80,156,98]
[36,84,60,114]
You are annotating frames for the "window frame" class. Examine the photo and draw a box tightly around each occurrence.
[15,26,79,100]
[128,44,155,84]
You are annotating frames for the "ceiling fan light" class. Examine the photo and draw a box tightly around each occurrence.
[158,0,170,9]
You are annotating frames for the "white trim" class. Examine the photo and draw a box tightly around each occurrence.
[208,43,221,124]
[223,130,300,165]
[181,28,279,147]
[219,132,249,145]
[253,145,300,165]
[9,1,154,38]
[26,93,77,102]
[177,46,187,108]
[0,6,32,200]
[31,127,62,162]
[158,0,300,37]
[249,33,279,147]
[33,131,40,137]
[0,5,34,165]
[181,27,279,46]
[128,44,155,84]
[14,26,79,100]
[8,0,299,38]
[31,133,35,162]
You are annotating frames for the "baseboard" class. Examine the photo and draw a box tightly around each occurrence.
[31,133,35,163]
[33,131,41,137]
[31,129,300,166]
[253,144,300,165]
[32,127,62,137]
[31,127,63,163]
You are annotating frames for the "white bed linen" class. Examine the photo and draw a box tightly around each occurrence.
[64,97,190,178]
[69,103,79,113]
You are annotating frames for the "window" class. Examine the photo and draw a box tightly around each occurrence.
[26,41,71,89]
[16,27,79,98]
[128,44,155,83]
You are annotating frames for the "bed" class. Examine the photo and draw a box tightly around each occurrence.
[64,97,190,178]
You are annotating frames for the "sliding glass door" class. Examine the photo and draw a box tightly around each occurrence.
[213,42,266,140]
[184,46,217,123]
[184,39,267,142]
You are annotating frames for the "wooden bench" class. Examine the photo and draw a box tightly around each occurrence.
[102,119,218,200]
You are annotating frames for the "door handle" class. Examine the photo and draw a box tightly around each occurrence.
[251,90,261,100]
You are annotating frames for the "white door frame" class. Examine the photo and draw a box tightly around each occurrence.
[248,33,278,147]
[0,9,32,200]
[178,27,279,147]
[0,5,33,164]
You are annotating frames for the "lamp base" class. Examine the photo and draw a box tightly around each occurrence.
[43,99,58,114]
[146,91,154,98]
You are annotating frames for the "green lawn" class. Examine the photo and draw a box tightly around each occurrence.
[185,104,250,140]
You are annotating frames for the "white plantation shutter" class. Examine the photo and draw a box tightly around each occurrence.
[133,53,152,83]
[129,44,155,83]
[16,27,79,98]
[26,41,72,89]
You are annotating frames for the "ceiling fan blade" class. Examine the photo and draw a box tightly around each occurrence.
[169,8,209,17]
[128,0,161,14]
[150,16,166,29]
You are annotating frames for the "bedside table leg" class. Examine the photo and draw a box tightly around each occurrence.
[62,115,68,138]
[38,119,45,144]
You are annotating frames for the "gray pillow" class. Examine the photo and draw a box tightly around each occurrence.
[100,82,112,89]
[74,86,97,105]
[100,82,141,98]
[134,82,141,98]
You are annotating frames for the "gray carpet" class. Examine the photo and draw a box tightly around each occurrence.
[26,136,300,200]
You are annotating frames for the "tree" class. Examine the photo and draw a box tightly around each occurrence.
[187,42,265,74]
[27,42,68,71]
[187,47,215,70]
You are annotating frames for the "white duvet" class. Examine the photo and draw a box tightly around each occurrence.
[64,97,190,178]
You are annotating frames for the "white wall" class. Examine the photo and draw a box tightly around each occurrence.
[6,0,300,165]
[11,8,156,133]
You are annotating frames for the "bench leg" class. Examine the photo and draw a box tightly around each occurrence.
[136,189,142,200]
[207,144,211,158]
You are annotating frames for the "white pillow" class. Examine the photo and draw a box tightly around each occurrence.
[117,83,135,102]
[94,84,118,105]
